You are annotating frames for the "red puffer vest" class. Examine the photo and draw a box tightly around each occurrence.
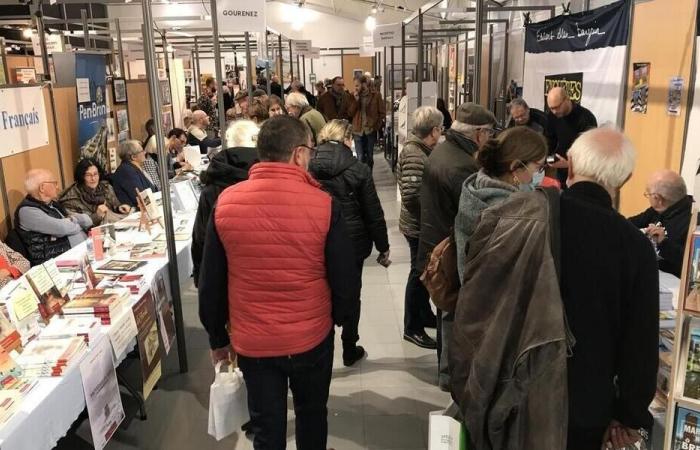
[214,162,333,357]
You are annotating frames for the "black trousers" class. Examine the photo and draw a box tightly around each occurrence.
[341,258,364,350]
[238,332,334,450]
[403,235,432,334]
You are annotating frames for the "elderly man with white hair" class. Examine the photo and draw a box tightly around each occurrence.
[285,92,326,145]
[16,169,92,265]
[629,170,693,277]
[561,127,658,450]
[187,110,222,154]
[191,120,260,285]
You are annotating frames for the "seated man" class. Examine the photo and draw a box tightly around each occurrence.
[629,169,693,277]
[506,98,547,133]
[187,110,222,154]
[16,169,92,265]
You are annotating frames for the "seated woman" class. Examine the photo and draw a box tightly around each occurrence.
[59,158,132,226]
[111,140,158,207]
[0,241,29,288]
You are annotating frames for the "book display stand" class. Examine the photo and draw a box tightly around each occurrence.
[663,212,700,448]
[135,188,162,233]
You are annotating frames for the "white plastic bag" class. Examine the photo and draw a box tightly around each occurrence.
[207,361,250,441]
[429,410,467,450]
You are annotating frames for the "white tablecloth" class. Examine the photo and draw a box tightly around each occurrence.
[0,216,195,450]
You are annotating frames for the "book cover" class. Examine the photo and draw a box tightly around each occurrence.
[129,243,166,260]
[63,295,122,314]
[686,234,700,312]
[25,265,66,321]
[95,260,147,274]
[673,406,700,449]
[132,291,162,399]
[684,322,700,400]
[0,309,21,354]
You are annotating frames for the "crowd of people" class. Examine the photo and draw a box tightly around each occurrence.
[4,70,689,450]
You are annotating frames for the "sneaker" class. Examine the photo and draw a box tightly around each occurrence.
[403,332,437,349]
[423,314,438,329]
[343,345,367,367]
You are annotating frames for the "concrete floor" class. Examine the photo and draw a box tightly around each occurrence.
[59,156,450,450]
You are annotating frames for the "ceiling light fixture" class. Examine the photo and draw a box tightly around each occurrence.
[371,6,377,14]
[365,15,376,31]
[22,28,33,38]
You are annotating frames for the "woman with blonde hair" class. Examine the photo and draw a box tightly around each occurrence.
[308,119,390,367]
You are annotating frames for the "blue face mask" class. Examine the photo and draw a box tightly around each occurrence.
[530,170,545,189]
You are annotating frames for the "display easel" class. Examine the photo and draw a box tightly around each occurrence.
[135,188,161,233]
[663,211,700,447]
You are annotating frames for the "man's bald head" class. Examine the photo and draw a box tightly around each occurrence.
[567,127,635,192]
[192,110,209,126]
[547,86,573,118]
[647,169,687,212]
[25,169,59,202]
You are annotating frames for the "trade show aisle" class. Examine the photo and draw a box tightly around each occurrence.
[59,157,450,450]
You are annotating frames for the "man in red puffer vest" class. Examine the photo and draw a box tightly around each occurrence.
[199,115,359,450]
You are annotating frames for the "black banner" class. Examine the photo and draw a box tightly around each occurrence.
[525,0,630,54]
[544,73,584,111]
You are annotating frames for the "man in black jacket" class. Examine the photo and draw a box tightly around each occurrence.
[270,75,283,98]
[545,87,598,185]
[506,98,547,133]
[418,102,497,391]
[629,170,693,277]
[309,121,389,366]
[562,128,658,450]
[191,144,259,285]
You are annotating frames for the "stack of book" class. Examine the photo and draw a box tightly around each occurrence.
[98,273,146,295]
[40,317,101,346]
[15,337,88,377]
[62,288,130,325]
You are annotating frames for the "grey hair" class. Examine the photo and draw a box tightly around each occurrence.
[450,120,480,137]
[286,92,309,108]
[653,171,687,204]
[24,169,51,194]
[291,80,303,91]
[118,140,144,161]
[510,98,530,111]
[225,120,259,148]
[412,106,444,139]
[568,126,635,190]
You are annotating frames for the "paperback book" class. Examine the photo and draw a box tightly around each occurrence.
[95,260,147,274]
[686,234,700,311]
[25,265,67,321]
[684,321,700,400]
[673,406,700,449]
[132,291,162,399]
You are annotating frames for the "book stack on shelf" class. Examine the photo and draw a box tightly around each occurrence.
[15,337,88,377]
[62,288,130,325]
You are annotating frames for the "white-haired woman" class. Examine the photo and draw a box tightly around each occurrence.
[191,120,260,284]
[308,119,390,366]
[111,140,158,207]
[285,92,326,145]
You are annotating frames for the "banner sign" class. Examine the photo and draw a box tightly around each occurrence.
[0,86,49,157]
[293,40,312,55]
[30,34,64,56]
[373,23,402,47]
[522,0,630,127]
[681,6,700,197]
[216,0,266,33]
[75,53,109,172]
[308,47,321,59]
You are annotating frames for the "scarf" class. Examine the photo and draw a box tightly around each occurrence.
[79,183,108,206]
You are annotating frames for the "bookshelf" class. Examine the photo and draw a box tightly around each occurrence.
[663,212,700,448]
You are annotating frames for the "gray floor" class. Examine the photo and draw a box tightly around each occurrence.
[65,156,450,450]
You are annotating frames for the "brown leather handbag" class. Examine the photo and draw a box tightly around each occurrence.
[420,233,460,313]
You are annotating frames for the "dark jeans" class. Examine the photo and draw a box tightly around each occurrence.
[354,133,377,168]
[342,258,364,350]
[238,332,334,450]
[403,235,432,334]
[566,427,607,450]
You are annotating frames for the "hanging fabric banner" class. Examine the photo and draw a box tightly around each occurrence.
[0,85,49,156]
[681,7,700,197]
[75,53,109,171]
[522,0,631,127]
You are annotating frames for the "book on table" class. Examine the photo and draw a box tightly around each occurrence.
[129,242,167,260]
[24,264,68,321]
[94,260,147,274]
[15,336,88,377]
[40,316,101,345]
[62,288,129,325]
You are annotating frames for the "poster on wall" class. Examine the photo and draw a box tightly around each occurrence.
[0,86,49,157]
[15,68,36,84]
[160,80,171,106]
[161,111,172,132]
[630,62,650,114]
[681,12,700,198]
[522,0,631,127]
[76,53,109,172]
[116,109,129,132]
[543,73,583,111]
[667,77,684,116]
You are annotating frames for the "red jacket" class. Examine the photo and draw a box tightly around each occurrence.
[214,162,334,357]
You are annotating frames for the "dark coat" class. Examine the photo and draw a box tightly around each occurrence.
[397,135,431,238]
[629,195,693,277]
[561,182,658,432]
[316,91,356,122]
[506,108,548,134]
[270,81,283,98]
[417,129,479,271]
[309,141,389,260]
[15,196,72,266]
[450,189,570,450]
[191,147,259,284]
[111,161,158,207]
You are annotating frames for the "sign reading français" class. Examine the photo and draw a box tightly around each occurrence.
[373,23,402,47]
[216,0,266,33]
[0,86,49,157]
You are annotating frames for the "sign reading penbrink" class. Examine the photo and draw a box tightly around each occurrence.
[216,0,266,33]
[522,0,631,127]
[0,86,49,157]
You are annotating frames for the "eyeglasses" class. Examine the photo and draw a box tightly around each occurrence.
[643,192,659,198]
[298,144,317,157]
[41,181,59,187]
[478,128,496,137]
[519,161,545,174]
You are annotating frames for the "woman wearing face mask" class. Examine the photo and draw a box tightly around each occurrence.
[454,126,547,281]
